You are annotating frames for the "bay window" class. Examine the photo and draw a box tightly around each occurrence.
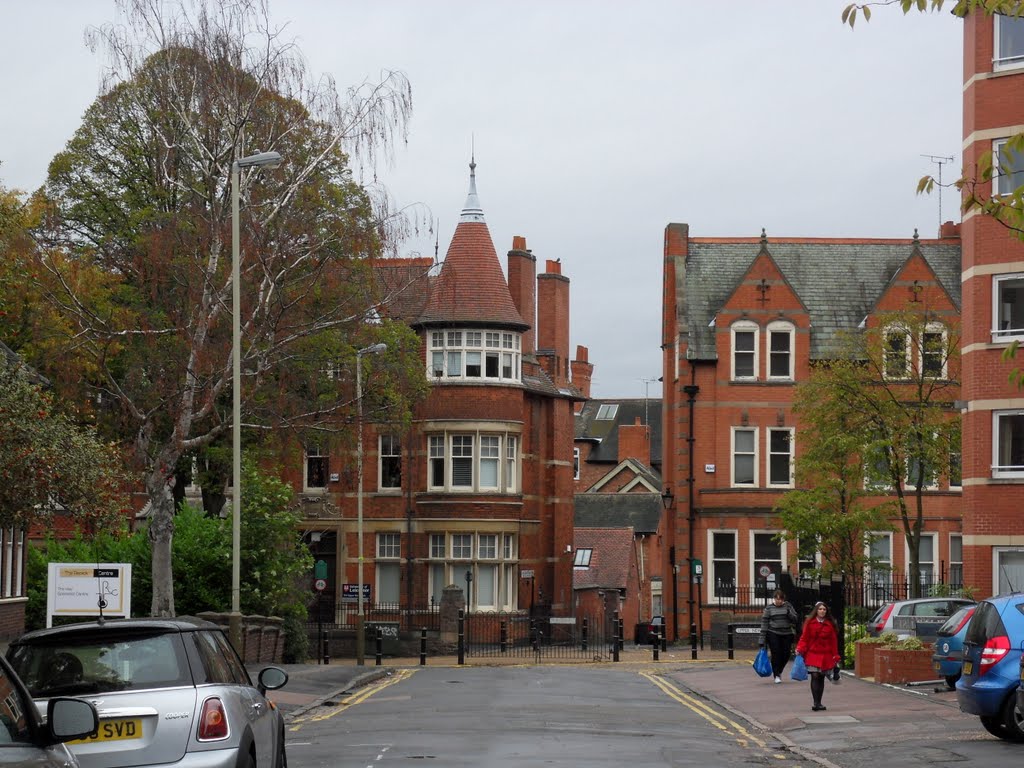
[426,429,521,493]
[428,328,521,382]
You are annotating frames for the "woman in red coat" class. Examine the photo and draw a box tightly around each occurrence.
[795,601,841,711]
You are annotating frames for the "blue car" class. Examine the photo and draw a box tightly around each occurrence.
[933,604,975,689]
[956,593,1024,741]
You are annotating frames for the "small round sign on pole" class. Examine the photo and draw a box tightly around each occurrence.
[758,565,771,578]
[314,578,327,592]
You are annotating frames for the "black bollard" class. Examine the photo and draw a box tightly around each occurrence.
[727,623,735,660]
[690,622,698,660]
[500,620,508,653]
[375,627,383,666]
[582,617,589,652]
[322,634,330,665]
[420,627,427,666]
[457,609,465,665]
[653,632,660,661]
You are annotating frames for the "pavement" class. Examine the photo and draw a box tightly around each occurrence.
[251,644,981,765]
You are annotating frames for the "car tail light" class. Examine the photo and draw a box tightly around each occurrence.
[874,604,894,633]
[979,635,1011,676]
[198,697,228,741]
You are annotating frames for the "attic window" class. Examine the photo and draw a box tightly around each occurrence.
[595,404,618,420]
[573,548,592,568]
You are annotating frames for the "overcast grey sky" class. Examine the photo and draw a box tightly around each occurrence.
[1,1,963,397]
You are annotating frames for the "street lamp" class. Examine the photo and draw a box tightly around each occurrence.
[355,341,387,666]
[230,150,284,652]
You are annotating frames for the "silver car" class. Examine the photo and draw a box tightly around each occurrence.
[0,652,98,766]
[6,617,287,768]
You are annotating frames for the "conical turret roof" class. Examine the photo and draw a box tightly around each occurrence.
[418,159,528,330]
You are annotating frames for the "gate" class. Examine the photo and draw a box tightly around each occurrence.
[462,611,613,661]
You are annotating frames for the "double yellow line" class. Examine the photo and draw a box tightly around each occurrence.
[640,670,781,756]
[289,668,417,730]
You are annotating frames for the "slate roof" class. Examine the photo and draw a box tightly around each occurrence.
[372,257,434,324]
[417,160,528,330]
[572,527,634,590]
[676,234,962,360]
[574,493,662,534]
[575,398,662,465]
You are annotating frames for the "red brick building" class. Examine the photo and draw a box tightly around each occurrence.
[573,398,666,636]
[660,226,963,641]
[960,10,1024,595]
[297,160,587,618]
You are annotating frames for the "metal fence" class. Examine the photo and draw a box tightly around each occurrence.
[463,611,612,661]
[309,601,441,632]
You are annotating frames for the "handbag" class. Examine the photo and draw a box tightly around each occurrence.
[753,647,772,678]
[790,653,808,681]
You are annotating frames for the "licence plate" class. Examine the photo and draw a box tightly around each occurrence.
[963,661,973,676]
[70,718,142,744]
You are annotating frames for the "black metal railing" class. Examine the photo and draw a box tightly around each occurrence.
[310,602,441,632]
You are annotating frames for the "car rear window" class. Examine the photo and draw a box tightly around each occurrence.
[8,632,191,697]
[937,605,973,636]
[964,601,1006,645]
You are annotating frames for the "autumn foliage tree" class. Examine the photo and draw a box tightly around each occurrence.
[28,0,427,616]
[781,305,960,597]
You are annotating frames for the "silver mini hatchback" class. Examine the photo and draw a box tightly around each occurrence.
[7,617,288,768]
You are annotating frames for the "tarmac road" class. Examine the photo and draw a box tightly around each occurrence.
[251,647,1020,767]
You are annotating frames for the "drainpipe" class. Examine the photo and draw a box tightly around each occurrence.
[683,378,700,634]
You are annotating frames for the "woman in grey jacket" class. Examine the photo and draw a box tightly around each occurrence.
[759,589,799,683]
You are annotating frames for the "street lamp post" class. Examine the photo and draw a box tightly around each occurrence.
[230,151,283,652]
[355,342,387,666]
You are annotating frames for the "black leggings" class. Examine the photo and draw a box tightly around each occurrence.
[810,671,826,706]
[765,632,793,677]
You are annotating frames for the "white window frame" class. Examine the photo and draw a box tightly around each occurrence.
[919,323,948,380]
[949,534,963,587]
[375,562,400,605]
[992,547,1024,596]
[709,529,737,600]
[431,532,518,611]
[378,434,401,491]
[994,137,1024,197]
[303,445,329,492]
[766,321,795,381]
[426,327,522,383]
[731,321,759,381]
[573,447,580,480]
[866,533,893,600]
[992,272,1024,342]
[995,13,1024,72]
[882,325,910,380]
[766,427,794,488]
[993,409,1024,478]
[573,548,592,567]
[731,426,758,487]
[426,431,520,493]
[377,532,401,559]
[595,404,618,420]
[906,532,937,586]
[751,530,784,598]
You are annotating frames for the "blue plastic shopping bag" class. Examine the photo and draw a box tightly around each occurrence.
[790,653,808,681]
[753,647,772,677]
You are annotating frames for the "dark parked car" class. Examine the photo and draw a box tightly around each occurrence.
[0,652,98,766]
[932,604,975,689]
[7,617,288,768]
[956,593,1024,741]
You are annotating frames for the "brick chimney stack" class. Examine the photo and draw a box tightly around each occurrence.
[618,417,651,466]
[570,345,593,414]
[537,259,570,385]
[507,236,536,354]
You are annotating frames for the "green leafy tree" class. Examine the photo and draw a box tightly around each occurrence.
[26,458,313,658]
[0,364,130,533]
[27,0,427,616]
[789,306,960,597]
[774,367,895,577]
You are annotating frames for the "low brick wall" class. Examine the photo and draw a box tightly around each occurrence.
[873,645,936,685]
[196,612,284,664]
[854,640,880,679]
